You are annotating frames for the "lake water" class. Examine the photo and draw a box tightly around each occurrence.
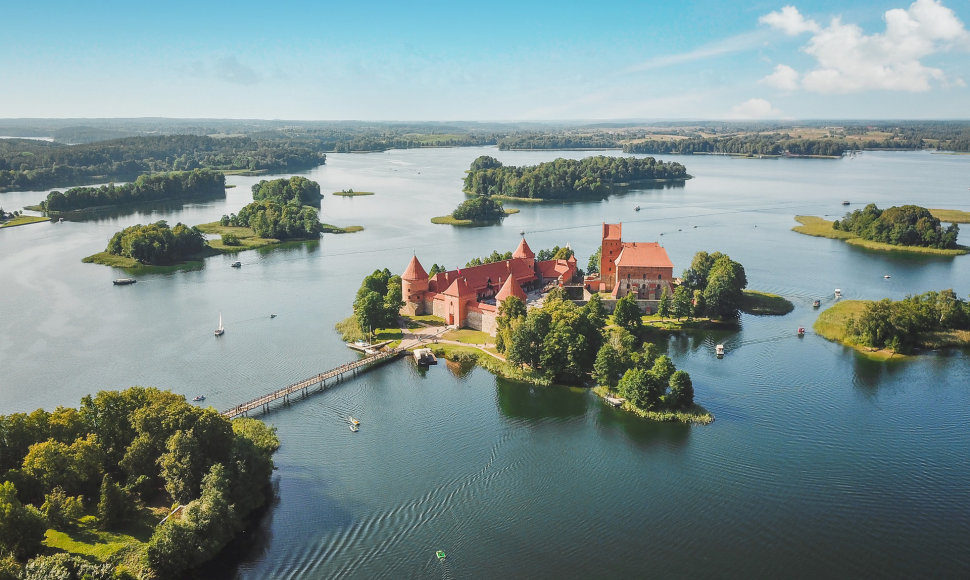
[1,148,969,578]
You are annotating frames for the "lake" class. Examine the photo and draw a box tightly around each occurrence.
[1,148,969,578]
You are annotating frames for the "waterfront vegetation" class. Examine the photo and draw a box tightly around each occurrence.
[0,387,279,578]
[332,189,374,197]
[36,169,226,213]
[592,386,714,424]
[349,269,405,340]
[623,134,849,157]
[0,210,47,228]
[814,291,970,356]
[431,206,518,226]
[793,215,969,255]
[462,155,689,201]
[678,251,749,320]
[740,290,795,316]
[195,223,279,251]
[252,176,321,206]
[928,208,970,223]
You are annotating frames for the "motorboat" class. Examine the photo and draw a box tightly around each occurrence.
[436,551,446,561]
[797,327,806,336]
[192,395,205,402]
[231,261,241,268]
[349,416,360,426]
[715,344,725,357]
[842,201,850,205]
[215,313,225,336]
[834,289,842,298]
[270,313,277,318]
[634,205,641,212]
[113,278,136,285]
[883,274,891,279]
[812,299,821,308]
[350,424,359,432]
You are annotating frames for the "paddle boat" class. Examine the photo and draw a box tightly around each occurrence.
[192,395,205,402]
[349,416,360,426]
[436,550,446,561]
[812,299,821,308]
[797,327,806,336]
[834,289,842,299]
[350,424,359,433]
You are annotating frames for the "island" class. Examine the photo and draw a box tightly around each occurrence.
[84,177,361,273]
[332,188,374,197]
[793,204,968,256]
[30,169,226,214]
[0,387,279,579]
[430,195,519,226]
[814,290,970,359]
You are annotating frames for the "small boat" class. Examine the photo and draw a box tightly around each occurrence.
[270,314,277,318]
[634,205,641,212]
[834,289,842,298]
[436,550,446,561]
[58,217,64,223]
[715,344,725,358]
[350,424,359,432]
[192,395,205,402]
[215,313,225,336]
[349,416,360,426]
[883,274,891,279]
[842,201,850,205]
[812,299,821,308]
[231,261,241,268]
[112,278,136,285]
[797,327,806,336]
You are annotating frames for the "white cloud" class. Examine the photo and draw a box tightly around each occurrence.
[762,64,800,90]
[729,98,782,119]
[762,0,970,94]
[759,5,820,36]
[626,30,768,72]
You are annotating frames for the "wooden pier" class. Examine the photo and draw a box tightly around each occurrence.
[222,349,405,419]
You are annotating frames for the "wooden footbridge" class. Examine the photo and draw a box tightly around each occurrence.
[221,348,406,419]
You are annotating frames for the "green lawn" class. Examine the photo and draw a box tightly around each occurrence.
[42,514,153,576]
[195,223,280,251]
[403,314,447,327]
[0,215,49,228]
[441,329,492,344]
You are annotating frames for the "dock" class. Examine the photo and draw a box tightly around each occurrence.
[413,348,437,365]
[605,395,625,407]
[222,349,404,419]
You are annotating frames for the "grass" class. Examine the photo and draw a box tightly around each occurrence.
[812,300,899,361]
[429,344,553,385]
[430,208,520,226]
[592,386,714,425]
[82,252,206,274]
[403,314,447,327]
[0,215,49,228]
[441,329,492,345]
[929,209,970,223]
[334,316,401,346]
[791,215,856,239]
[195,223,280,251]
[332,190,375,197]
[43,514,153,577]
[793,215,970,256]
[639,315,737,331]
[741,290,795,315]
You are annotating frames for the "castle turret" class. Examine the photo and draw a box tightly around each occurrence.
[401,255,429,305]
[512,237,535,261]
[600,223,623,292]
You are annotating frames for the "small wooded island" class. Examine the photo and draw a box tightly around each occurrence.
[0,387,279,579]
[814,290,970,358]
[793,204,968,255]
[33,169,226,213]
[84,177,361,273]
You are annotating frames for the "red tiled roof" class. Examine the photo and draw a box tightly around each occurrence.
[402,255,428,280]
[495,275,527,302]
[512,238,535,259]
[435,259,536,297]
[441,276,475,298]
[603,222,622,241]
[614,242,673,269]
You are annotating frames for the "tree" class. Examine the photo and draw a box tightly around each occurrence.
[40,486,84,530]
[22,554,113,580]
[97,474,131,529]
[587,246,601,274]
[159,429,205,504]
[0,481,46,560]
[354,291,385,339]
[593,344,625,390]
[612,293,642,333]
[673,285,692,320]
[668,371,694,409]
[658,286,671,319]
[617,368,651,409]
[703,255,748,319]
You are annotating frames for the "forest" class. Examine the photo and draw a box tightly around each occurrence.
[843,290,970,353]
[105,221,207,265]
[833,204,960,249]
[0,135,325,192]
[462,155,689,200]
[0,387,279,579]
[222,177,324,240]
[622,135,851,157]
[39,169,225,212]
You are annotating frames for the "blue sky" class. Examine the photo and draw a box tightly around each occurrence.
[2,0,968,120]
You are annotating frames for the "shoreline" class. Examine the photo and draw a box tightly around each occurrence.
[430,208,519,226]
[792,215,969,256]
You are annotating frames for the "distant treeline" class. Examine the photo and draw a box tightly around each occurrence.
[834,204,960,249]
[845,290,970,353]
[463,155,688,200]
[498,134,620,150]
[623,136,851,157]
[39,169,225,212]
[0,135,325,192]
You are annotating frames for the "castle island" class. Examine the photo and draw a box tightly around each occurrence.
[401,222,674,334]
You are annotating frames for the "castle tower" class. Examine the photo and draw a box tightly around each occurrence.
[401,255,429,307]
[600,223,623,292]
[512,237,535,261]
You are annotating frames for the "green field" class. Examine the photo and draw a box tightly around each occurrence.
[929,209,970,223]
[195,223,280,251]
[791,215,856,239]
[0,215,48,228]
[441,329,492,345]
[812,300,898,360]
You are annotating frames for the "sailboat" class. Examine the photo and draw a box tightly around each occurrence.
[214,313,225,336]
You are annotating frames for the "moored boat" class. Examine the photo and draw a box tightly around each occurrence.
[113,278,136,285]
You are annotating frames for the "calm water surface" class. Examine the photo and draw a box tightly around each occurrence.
[1,149,969,578]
